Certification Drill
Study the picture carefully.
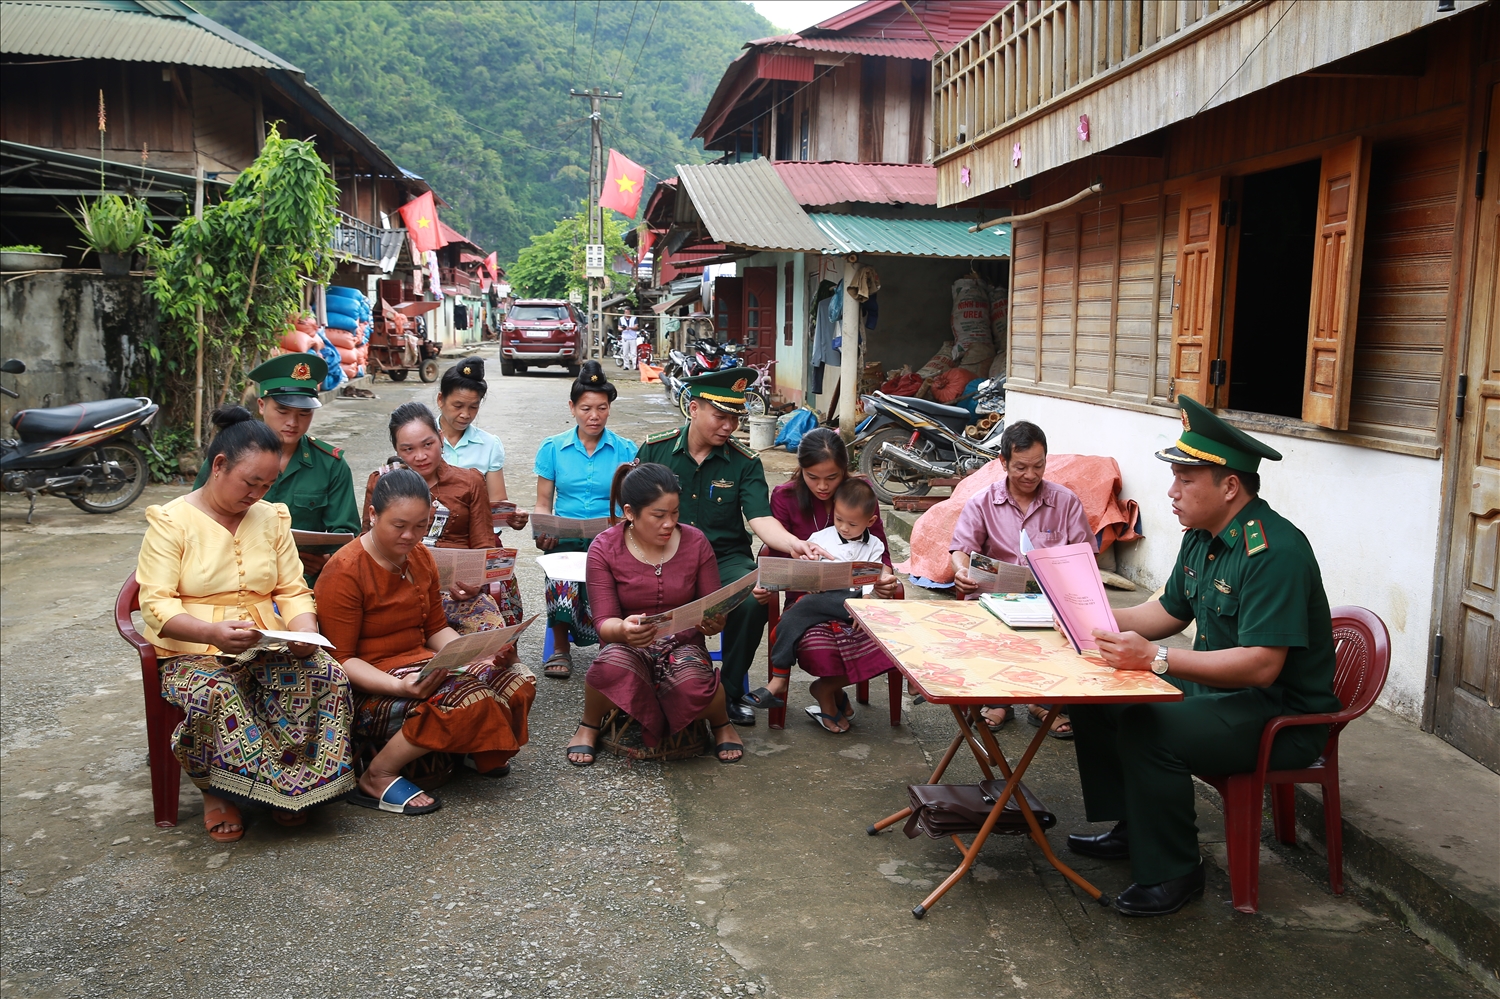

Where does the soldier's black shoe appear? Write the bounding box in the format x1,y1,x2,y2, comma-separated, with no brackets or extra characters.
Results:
1113,861,1206,916
725,701,756,727
1066,821,1130,859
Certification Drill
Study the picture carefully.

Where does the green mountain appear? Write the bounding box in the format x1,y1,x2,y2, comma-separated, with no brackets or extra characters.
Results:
196,0,773,264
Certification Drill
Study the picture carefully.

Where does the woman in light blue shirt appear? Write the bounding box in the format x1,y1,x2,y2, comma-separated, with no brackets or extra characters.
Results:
437,357,529,623
534,360,637,678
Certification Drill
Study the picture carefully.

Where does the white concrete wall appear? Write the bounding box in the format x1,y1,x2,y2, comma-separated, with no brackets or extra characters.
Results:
1006,389,1442,721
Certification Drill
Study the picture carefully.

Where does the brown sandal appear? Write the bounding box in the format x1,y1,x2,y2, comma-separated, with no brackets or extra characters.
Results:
543,650,572,679
203,801,244,842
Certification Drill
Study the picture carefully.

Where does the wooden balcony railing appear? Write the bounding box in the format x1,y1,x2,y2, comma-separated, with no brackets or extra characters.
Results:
330,210,394,266
933,0,1247,160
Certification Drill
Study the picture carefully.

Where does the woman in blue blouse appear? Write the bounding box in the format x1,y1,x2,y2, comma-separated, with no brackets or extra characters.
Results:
436,357,529,623
534,360,637,679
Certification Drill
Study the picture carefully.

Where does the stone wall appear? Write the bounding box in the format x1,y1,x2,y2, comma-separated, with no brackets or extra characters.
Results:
0,270,159,425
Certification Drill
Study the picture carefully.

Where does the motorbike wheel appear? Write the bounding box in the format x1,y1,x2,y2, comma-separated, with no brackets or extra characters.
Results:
857,427,932,504
388,368,409,382
69,442,148,515
678,388,693,420
419,358,440,383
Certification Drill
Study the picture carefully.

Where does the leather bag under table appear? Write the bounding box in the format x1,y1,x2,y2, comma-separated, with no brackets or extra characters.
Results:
903,779,1056,839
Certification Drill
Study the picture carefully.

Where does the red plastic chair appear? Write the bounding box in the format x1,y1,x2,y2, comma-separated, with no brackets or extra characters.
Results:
1198,606,1390,914
767,584,905,730
114,572,185,828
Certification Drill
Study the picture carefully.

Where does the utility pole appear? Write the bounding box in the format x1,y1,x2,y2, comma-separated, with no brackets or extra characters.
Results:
570,86,622,361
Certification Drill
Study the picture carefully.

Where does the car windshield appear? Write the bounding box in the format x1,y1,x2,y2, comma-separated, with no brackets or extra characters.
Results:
510,305,568,322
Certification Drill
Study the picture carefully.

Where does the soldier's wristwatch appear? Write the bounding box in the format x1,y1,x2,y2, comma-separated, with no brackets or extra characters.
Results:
1151,645,1170,675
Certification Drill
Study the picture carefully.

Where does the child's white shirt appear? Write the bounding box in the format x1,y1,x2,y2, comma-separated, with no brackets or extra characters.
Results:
808,526,885,594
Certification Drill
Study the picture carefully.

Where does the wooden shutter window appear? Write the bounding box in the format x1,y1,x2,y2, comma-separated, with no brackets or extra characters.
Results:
1302,137,1372,430
784,261,794,345
1169,177,1228,406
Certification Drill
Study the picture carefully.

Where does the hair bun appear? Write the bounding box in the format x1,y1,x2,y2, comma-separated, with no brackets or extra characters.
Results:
210,404,254,431
458,357,484,380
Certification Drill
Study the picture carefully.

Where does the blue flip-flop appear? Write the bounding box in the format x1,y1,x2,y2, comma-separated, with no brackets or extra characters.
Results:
348,775,441,815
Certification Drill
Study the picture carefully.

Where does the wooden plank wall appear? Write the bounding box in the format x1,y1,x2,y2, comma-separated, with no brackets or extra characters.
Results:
0,62,194,171
802,55,926,164
190,69,258,177
813,59,860,162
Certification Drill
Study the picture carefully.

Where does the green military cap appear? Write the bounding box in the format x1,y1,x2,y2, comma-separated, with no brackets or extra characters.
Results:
248,353,327,409
1156,396,1282,473
685,366,755,416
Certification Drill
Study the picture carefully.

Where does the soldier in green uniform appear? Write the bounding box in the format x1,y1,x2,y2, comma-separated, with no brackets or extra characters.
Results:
1066,397,1342,916
193,354,360,581
638,368,828,726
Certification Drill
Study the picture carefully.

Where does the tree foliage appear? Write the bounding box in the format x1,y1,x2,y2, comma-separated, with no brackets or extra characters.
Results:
145,126,339,422
195,0,773,261
508,206,631,300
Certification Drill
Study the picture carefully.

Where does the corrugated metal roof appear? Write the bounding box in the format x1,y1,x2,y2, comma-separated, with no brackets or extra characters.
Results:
809,214,1011,258
0,0,292,69
784,36,939,59
773,161,937,207
676,158,833,253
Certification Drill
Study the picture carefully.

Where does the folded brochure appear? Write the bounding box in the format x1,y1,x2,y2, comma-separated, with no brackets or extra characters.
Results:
250,629,334,650
290,530,356,548
429,546,516,589
967,552,1035,594
530,512,612,542
756,556,883,592
420,614,537,678
636,570,759,635
1024,543,1118,652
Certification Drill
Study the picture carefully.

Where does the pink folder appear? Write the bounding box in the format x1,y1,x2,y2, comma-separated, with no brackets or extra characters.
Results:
1025,542,1119,653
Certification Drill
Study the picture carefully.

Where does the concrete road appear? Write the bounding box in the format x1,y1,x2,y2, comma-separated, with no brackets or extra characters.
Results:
0,353,1483,998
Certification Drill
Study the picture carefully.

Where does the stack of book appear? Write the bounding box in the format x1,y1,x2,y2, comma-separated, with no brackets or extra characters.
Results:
979,592,1055,628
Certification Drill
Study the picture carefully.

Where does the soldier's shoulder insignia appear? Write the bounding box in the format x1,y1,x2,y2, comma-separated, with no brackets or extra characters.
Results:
728,437,757,459
645,428,681,446
1244,519,1269,556
308,436,344,460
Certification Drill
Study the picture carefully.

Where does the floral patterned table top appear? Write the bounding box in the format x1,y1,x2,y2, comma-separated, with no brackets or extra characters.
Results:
846,599,1182,705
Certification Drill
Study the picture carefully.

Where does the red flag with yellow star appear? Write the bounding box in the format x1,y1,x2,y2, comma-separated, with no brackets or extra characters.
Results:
598,149,647,218
398,192,443,254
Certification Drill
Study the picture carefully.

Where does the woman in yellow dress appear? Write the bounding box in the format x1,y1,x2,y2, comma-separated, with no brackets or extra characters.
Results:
135,406,356,841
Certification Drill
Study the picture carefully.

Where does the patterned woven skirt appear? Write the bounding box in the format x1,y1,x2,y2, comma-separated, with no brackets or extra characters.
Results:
442,581,522,634
544,577,598,647
160,650,356,811
795,621,894,685
586,637,717,747
355,658,535,770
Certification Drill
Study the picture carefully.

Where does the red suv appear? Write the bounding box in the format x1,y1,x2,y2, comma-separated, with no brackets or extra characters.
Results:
500,300,582,376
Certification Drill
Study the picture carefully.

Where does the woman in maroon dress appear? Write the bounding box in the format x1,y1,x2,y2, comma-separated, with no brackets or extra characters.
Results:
564,463,744,766
748,429,903,732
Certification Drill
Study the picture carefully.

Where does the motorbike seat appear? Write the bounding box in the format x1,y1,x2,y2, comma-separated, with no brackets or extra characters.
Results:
881,393,973,422
11,398,144,443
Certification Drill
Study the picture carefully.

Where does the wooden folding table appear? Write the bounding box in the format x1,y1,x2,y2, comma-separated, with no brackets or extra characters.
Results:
846,598,1182,918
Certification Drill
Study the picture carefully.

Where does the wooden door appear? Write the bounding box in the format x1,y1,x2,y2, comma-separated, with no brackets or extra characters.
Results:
1436,84,1500,772
1302,138,1372,430
1170,177,1229,406
741,266,777,377
714,276,743,345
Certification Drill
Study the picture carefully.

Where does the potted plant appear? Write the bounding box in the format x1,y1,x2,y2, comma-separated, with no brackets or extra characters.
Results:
70,194,152,276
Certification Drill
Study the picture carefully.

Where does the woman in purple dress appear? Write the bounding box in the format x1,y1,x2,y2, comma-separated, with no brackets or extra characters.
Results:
564,463,745,765
748,429,903,733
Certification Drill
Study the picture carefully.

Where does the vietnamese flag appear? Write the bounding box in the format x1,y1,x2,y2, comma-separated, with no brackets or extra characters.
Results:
598,149,647,218
484,251,500,283
399,192,443,255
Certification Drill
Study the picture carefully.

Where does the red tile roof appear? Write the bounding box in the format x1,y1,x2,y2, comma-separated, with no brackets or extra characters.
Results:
772,161,937,207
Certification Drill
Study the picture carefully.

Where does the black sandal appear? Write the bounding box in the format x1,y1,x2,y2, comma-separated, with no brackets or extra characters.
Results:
713,723,744,764
742,686,785,710
566,721,600,767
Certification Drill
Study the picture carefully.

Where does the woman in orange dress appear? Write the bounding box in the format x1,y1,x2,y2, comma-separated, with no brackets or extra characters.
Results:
362,402,521,633
318,468,535,814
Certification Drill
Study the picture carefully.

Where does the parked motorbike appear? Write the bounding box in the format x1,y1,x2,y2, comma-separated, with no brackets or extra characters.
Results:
852,382,1006,503
0,359,161,522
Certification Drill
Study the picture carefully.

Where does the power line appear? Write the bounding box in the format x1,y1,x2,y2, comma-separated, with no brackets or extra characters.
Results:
609,0,640,88
569,1,578,82
1195,0,1297,117
587,0,601,82
621,0,661,91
